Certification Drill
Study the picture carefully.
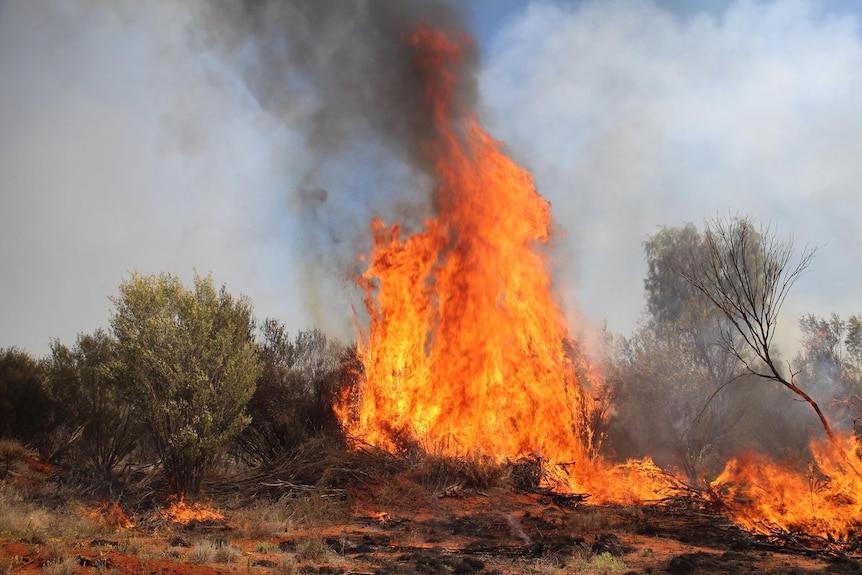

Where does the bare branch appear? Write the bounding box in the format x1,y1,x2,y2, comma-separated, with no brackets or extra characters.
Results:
677,215,845,451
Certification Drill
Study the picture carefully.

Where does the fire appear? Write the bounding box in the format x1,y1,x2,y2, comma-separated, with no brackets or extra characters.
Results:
372,511,391,524
340,27,597,470
88,501,135,530
337,27,683,503
710,433,862,541
158,495,225,525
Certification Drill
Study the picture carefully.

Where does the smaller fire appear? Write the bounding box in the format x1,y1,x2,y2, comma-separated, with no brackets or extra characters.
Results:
372,511,391,524
710,433,862,542
158,495,225,525
87,500,135,531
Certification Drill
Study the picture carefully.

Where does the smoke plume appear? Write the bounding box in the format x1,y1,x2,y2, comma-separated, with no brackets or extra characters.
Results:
193,0,479,332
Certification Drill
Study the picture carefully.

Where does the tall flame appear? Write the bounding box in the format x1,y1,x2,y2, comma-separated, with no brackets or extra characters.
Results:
340,28,598,467
337,26,861,532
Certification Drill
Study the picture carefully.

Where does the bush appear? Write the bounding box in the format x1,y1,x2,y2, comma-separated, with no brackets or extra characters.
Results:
0,348,52,446
110,272,262,496
235,323,355,465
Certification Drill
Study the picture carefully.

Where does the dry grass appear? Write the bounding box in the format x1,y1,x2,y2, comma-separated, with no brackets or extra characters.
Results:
518,557,566,575
42,556,79,575
411,453,506,492
214,543,243,564
0,478,110,546
185,542,216,564
231,496,295,538
569,507,615,533
0,556,21,575
276,555,299,575
571,551,630,574
0,440,34,478
294,535,331,561
254,540,281,554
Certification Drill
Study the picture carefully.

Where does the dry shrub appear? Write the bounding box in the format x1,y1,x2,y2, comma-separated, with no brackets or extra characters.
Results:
0,439,34,477
255,541,280,554
231,498,294,538
186,542,216,564
265,436,407,488
214,544,243,563
276,555,299,575
213,436,404,506
411,454,505,491
506,457,545,491
294,535,330,561
42,557,79,575
42,544,82,575
285,492,340,528
0,556,21,575
18,507,51,544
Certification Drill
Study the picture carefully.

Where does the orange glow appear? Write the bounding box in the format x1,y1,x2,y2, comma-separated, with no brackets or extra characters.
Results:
372,511,391,524
337,27,681,502
88,501,135,530
710,433,862,540
340,27,595,467
158,495,224,525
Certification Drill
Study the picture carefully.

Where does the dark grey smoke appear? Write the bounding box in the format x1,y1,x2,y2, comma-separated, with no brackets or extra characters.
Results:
193,0,477,329
197,0,477,187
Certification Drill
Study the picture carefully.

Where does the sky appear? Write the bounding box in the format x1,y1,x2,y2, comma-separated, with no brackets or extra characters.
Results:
2,0,862,358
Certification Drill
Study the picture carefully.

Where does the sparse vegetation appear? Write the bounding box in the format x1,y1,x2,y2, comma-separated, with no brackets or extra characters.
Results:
411,453,506,491
42,556,79,575
294,535,330,561
574,551,630,574
254,540,280,554
276,555,299,575
185,542,216,564
0,556,20,575
213,543,243,563
0,255,861,575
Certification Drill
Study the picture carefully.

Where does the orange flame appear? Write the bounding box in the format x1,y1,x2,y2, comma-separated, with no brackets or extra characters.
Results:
158,495,225,525
335,27,686,503
340,27,596,468
710,433,862,540
88,500,135,530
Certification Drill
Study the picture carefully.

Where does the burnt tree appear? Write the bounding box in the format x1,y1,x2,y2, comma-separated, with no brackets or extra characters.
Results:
675,215,846,451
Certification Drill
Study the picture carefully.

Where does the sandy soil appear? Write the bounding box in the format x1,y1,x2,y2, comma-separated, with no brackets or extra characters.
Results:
2,474,860,575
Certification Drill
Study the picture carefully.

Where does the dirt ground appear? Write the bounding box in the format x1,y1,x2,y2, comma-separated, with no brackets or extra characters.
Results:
2,473,860,575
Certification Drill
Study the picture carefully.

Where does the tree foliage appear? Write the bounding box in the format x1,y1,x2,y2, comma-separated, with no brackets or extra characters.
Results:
110,272,262,495
605,225,749,479
44,329,139,484
235,320,354,465
0,347,51,445
796,313,862,430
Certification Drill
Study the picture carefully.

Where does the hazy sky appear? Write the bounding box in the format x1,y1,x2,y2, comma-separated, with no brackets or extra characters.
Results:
2,0,861,357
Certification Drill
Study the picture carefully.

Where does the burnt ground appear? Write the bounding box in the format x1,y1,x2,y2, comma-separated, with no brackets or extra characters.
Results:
2,473,861,575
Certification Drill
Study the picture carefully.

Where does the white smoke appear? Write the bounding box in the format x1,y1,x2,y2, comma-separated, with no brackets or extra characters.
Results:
0,0,344,353
3,0,862,361
480,0,862,352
